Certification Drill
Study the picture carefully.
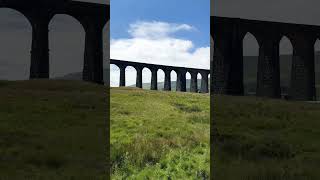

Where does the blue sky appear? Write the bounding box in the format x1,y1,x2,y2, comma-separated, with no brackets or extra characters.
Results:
110,0,210,86
111,0,210,48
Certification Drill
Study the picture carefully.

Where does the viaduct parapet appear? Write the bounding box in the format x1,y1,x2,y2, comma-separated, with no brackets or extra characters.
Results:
111,59,210,93
211,16,320,100
0,0,109,84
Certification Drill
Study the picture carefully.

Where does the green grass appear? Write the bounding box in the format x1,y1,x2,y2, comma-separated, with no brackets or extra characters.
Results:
213,95,320,180
111,87,210,179
0,80,107,179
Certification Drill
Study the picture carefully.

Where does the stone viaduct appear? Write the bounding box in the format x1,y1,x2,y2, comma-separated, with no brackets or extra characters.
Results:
111,59,210,93
211,16,320,100
0,0,109,84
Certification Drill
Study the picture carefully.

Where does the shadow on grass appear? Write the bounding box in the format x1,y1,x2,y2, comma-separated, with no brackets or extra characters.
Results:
172,103,202,113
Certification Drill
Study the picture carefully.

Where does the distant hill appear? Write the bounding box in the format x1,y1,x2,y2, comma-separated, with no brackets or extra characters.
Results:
129,79,211,92
54,69,109,83
55,72,82,81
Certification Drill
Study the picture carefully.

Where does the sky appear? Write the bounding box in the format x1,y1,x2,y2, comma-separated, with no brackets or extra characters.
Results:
110,0,210,87
212,0,320,26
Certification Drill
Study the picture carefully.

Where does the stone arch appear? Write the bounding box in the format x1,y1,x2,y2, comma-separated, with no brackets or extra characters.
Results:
171,69,178,77
56,13,86,32
110,64,120,87
241,31,262,46
242,32,259,95
279,35,293,97
197,72,202,82
0,7,33,27
0,8,32,80
279,33,296,49
48,14,85,79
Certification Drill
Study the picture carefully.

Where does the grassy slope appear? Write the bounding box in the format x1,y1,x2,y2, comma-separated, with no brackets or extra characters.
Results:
111,87,210,179
0,80,107,179
213,95,320,180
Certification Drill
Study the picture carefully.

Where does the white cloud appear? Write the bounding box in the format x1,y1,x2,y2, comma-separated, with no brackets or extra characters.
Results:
110,21,209,87
128,21,195,39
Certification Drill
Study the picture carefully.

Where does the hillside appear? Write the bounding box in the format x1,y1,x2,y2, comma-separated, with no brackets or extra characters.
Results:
111,87,210,179
0,80,107,179
213,95,320,179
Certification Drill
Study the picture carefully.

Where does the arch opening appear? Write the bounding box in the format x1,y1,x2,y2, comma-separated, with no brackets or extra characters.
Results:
110,64,120,87
0,8,32,80
171,70,177,91
125,66,136,87
142,67,151,89
279,36,293,97
186,71,191,92
243,32,259,95
157,69,165,90
197,73,202,92
49,14,85,79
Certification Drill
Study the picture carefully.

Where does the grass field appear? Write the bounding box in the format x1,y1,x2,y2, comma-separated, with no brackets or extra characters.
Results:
4,80,318,179
0,80,107,179
110,87,210,179
213,95,320,180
